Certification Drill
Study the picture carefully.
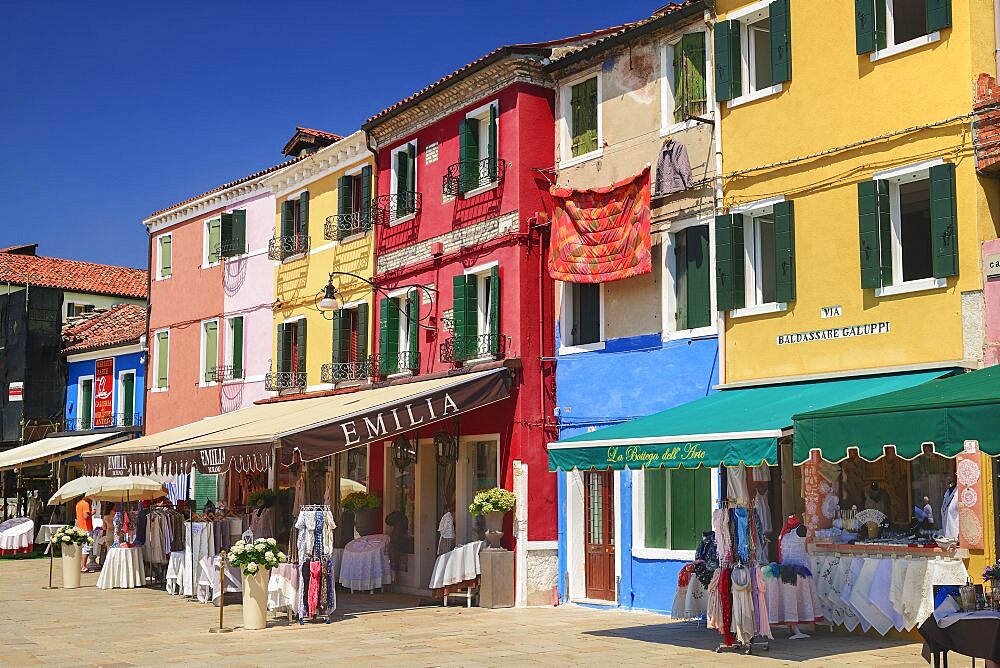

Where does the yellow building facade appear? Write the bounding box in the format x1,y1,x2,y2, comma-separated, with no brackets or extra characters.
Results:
715,0,998,576
262,130,376,394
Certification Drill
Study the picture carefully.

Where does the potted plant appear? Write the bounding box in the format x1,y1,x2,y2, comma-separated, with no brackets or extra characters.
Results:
228,538,287,630
469,488,516,549
51,526,93,589
342,492,381,537
983,561,1000,596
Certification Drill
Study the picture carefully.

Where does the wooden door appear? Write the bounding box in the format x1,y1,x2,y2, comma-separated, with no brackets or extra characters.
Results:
584,470,615,601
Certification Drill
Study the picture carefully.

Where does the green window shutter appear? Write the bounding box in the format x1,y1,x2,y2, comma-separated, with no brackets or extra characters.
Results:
276,323,287,373
281,200,294,238
570,78,598,157
668,468,710,550
122,373,135,425
379,297,400,375
296,319,307,379
160,236,171,277
156,331,169,388
875,0,887,49
298,192,310,241
773,200,797,302
685,225,712,329
858,180,892,288
770,0,792,84
220,213,233,258
207,218,221,264
453,275,469,361
681,32,707,121
673,39,686,124
360,165,373,230
231,317,244,379
575,283,601,345
488,104,498,181
66,302,76,318
232,209,246,256
926,0,951,32
332,308,348,364
489,265,500,355
193,472,218,511
81,381,93,428
459,117,480,194
715,214,745,311
396,149,411,216
338,176,353,241
204,321,218,383
714,21,741,102
855,0,877,54
356,302,369,360
930,163,959,279
643,469,668,549
408,289,420,371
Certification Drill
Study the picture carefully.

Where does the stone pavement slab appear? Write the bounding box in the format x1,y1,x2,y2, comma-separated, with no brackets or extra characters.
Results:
0,558,928,666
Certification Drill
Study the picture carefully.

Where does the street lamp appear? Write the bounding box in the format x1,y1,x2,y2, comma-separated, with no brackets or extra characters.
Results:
314,271,438,326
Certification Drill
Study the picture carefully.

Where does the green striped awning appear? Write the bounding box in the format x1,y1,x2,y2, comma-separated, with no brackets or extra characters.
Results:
793,366,1000,464
548,370,949,472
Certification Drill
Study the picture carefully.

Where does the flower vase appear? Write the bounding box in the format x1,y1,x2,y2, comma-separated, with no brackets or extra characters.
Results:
484,511,506,549
61,544,81,589
242,569,269,630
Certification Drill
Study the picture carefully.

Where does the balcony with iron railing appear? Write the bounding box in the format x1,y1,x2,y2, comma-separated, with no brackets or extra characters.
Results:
440,333,508,365
372,192,422,225
207,365,244,383
442,158,507,197
375,350,420,377
216,240,244,259
265,370,307,392
267,235,311,261
321,357,375,384
65,413,144,432
324,211,373,241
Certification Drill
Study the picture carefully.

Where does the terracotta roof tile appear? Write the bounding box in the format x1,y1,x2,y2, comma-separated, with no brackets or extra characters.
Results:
0,250,147,299
62,304,147,355
295,127,344,142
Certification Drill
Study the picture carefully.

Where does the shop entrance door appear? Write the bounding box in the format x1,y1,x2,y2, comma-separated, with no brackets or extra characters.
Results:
583,470,615,601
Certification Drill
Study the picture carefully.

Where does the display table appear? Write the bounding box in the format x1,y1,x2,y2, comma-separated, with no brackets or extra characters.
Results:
0,518,34,556
35,524,67,554
96,547,145,589
267,563,299,618
196,555,242,604
430,541,483,601
919,612,1000,667
340,534,392,592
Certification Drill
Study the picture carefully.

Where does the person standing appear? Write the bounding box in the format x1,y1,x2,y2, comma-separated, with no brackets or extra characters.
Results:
75,496,94,573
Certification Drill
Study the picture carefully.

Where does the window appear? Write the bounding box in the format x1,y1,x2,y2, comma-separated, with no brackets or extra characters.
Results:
465,439,499,542
561,282,603,350
458,101,499,195
567,76,600,160
670,224,712,333
157,234,172,279
332,303,370,378
641,468,713,553
65,302,95,319
201,319,219,385
715,0,791,104
153,330,169,390
336,167,373,239
119,371,136,426
78,377,94,430
385,443,415,562
204,218,221,266
856,0,951,57
859,161,957,294
220,210,247,258
452,265,501,362
716,199,796,314
225,315,245,380
379,292,419,375
663,32,708,131
390,141,418,221
278,192,310,258
276,319,307,377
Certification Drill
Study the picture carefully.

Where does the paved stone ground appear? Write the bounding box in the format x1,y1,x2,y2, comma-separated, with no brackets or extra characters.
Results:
0,558,929,667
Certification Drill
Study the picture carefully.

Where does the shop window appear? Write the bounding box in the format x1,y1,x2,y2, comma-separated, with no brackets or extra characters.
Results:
338,447,369,501
670,224,712,333
560,74,602,165
561,282,603,351
386,447,416,562
642,467,713,551
663,32,708,130
465,440,499,542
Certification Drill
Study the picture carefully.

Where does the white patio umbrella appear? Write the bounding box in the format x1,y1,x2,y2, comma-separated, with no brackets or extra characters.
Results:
88,476,167,503
340,478,366,496
48,476,109,505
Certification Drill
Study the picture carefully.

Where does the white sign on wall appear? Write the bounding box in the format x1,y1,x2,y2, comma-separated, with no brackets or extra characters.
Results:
776,322,891,345
820,305,843,318
8,382,23,402
985,253,1000,278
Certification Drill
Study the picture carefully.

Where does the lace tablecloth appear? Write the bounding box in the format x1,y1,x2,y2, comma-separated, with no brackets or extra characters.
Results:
340,534,392,591
268,563,299,614
196,555,242,604
430,541,483,590
96,547,145,589
0,518,34,555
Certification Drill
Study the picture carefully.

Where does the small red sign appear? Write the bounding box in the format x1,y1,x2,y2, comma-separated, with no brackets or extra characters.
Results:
94,358,115,427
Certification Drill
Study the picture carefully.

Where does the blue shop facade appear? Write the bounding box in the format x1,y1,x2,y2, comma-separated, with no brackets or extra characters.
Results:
65,346,145,433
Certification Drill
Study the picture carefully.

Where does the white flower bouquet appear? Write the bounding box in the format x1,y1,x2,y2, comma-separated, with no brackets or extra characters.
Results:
227,537,287,576
468,487,516,516
50,526,93,547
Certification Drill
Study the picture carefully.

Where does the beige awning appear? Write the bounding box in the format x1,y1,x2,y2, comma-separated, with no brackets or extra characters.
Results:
0,432,124,472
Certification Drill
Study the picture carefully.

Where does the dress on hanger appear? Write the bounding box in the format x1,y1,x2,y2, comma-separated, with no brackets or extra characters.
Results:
730,567,756,645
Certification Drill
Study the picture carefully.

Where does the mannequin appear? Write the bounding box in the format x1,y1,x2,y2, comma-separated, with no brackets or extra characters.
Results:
764,516,817,640
864,482,890,517
941,480,959,540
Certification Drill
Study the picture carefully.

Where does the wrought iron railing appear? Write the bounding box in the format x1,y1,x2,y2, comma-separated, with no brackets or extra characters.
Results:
65,413,144,432
217,240,244,258
440,333,507,364
321,358,375,384
265,371,307,392
207,365,244,383
267,235,310,261
324,211,373,241
442,158,506,197
372,192,421,225
375,350,420,377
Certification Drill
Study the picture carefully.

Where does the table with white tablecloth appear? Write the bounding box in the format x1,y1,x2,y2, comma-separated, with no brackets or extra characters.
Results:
430,541,483,590
268,563,299,617
339,534,393,592
196,555,242,604
96,547,145,589
0,518,34,556
34,523,67,555
165,552,186,595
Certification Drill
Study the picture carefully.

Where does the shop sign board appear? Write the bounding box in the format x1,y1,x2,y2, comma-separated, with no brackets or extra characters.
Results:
7,382,23,402
985,253,1000,278
776,322,890,346
94,358,115,427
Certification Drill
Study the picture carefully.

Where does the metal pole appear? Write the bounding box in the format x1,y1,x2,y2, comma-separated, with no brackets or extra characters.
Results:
42,546,55,589
209,549,232,633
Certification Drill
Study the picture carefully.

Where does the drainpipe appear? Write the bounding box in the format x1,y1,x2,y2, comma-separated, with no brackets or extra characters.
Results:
364,127,380,261
709,8,726,389
995,0,1000,77
142,227,152,436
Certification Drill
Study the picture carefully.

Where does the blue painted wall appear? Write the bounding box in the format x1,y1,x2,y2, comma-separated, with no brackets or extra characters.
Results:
555,332,718,614
66,349,145,428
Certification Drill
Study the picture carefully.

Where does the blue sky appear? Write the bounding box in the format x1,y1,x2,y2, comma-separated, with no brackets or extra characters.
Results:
0,1,661,268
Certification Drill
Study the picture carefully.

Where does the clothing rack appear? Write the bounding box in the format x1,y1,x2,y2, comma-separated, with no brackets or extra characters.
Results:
299,504,330,512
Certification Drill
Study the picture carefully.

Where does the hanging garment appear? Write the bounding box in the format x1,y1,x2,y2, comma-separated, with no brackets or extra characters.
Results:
726,465,749,504
184,522,214,597
751,466,772,482
941,487,960,540
730,567,756,645
713,510,732,566
655,139,693,196
437,511,456,555
733,508,750,563
754,493,772,535
719,566,735,646
752,566,773,639
706,569,723,630
313,512,324,557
